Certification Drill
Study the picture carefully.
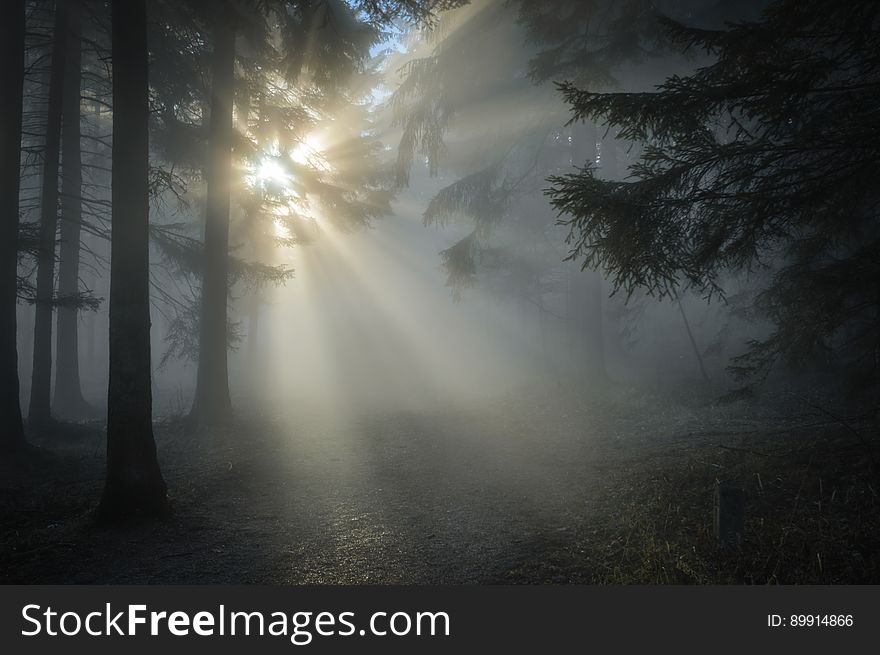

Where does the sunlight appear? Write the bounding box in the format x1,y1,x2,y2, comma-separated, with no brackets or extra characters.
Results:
290,134,330,170
273,217,291,239
257,210,526,424
20,0,871,599
256,157,289,186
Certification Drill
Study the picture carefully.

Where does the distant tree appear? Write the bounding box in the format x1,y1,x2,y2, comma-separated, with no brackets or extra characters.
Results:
0,0,26,448
54,0,91,418
28,0,68,428
515,0,666,87
99,0,168,520
515,0,669,380
189,2,237,428
548,0,880,390
390,0,670,378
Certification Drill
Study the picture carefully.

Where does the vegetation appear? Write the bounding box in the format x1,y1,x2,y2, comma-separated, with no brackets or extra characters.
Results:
548,0,880,391
0,0,876,584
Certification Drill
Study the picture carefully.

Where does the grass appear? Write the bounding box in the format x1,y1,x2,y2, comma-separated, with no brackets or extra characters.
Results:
574,417,880,584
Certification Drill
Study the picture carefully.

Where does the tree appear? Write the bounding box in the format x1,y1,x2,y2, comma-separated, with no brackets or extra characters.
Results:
548,0,880,390
54,0,91,417
515,0,668,381
29,0,69,428
189,3,236,429
0,0,26,448
99,0,168,520
185,0,454,429
389,0,665,378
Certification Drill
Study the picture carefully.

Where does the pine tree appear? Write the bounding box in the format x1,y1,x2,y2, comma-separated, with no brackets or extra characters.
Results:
0,0,26,448
189,3,236,429
99,0,168,521
390,0,670,377
28,0,69,428
54,0,91,418
548,0,880,389
185,0,456,429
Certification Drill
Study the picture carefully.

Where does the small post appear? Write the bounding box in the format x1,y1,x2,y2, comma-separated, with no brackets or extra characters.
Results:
714,480,745,549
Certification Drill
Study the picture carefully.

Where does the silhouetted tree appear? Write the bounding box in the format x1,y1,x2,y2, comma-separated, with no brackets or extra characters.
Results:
189,4,236,429
186,0,456,429
54,0,91,417
99,0,168,520
0,0,26,448
391,0,668,377
29,0,68,428
548,0,880,390
515,0,670,380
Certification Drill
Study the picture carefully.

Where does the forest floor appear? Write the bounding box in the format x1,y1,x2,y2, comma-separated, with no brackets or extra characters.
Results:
1,383,878,584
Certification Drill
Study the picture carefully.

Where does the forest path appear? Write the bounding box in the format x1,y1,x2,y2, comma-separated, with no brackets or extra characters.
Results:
1,386,741,583
1,387,643,583
246,396,606,583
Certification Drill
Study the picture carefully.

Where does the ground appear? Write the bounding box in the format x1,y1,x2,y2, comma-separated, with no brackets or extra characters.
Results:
1,385,878,584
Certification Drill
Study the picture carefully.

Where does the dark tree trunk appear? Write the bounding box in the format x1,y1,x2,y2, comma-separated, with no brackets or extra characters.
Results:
98,0,168,521
190,9,235,429
54,0,89,418
28,0,68,428
0,0,26,448
19,303,33,400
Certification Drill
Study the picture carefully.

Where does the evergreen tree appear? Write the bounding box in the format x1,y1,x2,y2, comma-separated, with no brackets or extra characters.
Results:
185,0,454,429
54,0,91,417
548,0,880,390
389,0,670,377
0,0,26,448
99,0,168,520
189,3,237,428
28,0,69,428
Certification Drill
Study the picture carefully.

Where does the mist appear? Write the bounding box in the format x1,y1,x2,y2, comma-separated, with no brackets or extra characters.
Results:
2,0,877,586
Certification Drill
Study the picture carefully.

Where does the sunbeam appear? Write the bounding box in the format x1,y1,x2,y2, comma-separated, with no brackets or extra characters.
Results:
11,0,874,601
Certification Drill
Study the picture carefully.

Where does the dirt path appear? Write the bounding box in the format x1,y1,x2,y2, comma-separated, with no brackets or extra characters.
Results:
2,390,627,583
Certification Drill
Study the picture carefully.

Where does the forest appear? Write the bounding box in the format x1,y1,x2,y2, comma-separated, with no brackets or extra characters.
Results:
0,0,878,584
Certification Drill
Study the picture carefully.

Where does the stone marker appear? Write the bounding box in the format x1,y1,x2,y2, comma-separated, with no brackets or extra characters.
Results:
714,480,745,549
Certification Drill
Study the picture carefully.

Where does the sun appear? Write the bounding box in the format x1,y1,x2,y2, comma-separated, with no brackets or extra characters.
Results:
256,158,289,186
246,133,331,193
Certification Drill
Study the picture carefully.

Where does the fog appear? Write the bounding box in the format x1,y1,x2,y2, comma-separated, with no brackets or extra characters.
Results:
16,2,744,419
4,0,876,586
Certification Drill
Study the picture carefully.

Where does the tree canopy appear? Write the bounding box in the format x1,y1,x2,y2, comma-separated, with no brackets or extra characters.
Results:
548,0,880,388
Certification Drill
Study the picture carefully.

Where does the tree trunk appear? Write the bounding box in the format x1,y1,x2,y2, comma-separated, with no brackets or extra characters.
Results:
0,0,26,448
54,0,89,418
28,0,68,428
98,0,168,521
190,9,235,429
